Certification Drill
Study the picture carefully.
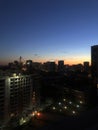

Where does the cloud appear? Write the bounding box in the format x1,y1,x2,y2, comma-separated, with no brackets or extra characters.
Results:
33,54,41,58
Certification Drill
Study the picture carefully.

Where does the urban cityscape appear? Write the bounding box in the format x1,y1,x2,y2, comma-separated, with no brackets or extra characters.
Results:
0,45,98,130
0,0,98,130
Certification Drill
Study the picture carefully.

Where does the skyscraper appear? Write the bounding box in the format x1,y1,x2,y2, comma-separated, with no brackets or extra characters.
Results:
91,45,98,104
43,61,56,72
91,45,98,81
58,60,64,72
0,73,33,127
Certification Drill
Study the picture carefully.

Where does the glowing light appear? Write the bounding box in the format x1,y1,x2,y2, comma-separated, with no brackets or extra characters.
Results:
10,113,14,117
69,101,72,104
13,73,16,77
64,106,67,109
63,99,66,101
34,110,37,114
58,102,61,105
79,101,83,104
37,112,40,116
32,112,35,116
53,107,56,110
20,117,26,125
32,111,41,117
72,111,76,114
76,105,79,108
97,84,98,88
23,119,26,123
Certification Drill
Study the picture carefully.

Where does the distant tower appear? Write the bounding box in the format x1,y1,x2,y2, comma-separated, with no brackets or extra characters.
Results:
26,60,33,73
83,61,89,72
49,61,56,72
58,60,64,72
19,56,22,64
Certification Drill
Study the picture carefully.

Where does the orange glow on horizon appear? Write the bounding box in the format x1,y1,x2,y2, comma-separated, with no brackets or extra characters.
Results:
0,60,91,66
0,56,91,66
38,58,91,65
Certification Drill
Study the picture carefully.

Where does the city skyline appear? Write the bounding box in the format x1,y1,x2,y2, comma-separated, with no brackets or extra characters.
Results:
0,0,98,65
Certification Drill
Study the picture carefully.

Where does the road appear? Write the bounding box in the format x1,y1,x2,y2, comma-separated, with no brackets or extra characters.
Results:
12,106,98,130
13,112,66,130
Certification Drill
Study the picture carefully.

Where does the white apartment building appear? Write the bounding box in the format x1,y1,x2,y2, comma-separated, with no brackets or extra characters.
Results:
0,73,33,127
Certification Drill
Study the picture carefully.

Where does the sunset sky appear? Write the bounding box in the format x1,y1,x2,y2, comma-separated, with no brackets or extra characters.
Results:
0,0,98,65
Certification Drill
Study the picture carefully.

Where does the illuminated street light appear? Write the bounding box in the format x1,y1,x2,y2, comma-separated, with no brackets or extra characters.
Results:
64,106,67,109
69,101,72,104
79,101,83,104
37,112,40,116
34,111,37,114
53,107,56,110
32,112,35,116
72,111,76,114
76,105,79,108
63,99,66,101
58,102,61,105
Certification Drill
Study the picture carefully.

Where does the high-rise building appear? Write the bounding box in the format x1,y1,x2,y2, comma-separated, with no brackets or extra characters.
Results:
0,73,33,127
49,61,56,72
91,45,98,104
26,60,33,73
83,61,89,72
32,75,41,108
58,60,64,72
43,61,56,72
91,45,98,81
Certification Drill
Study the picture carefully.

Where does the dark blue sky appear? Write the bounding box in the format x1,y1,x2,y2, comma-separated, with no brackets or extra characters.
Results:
0,0,98,65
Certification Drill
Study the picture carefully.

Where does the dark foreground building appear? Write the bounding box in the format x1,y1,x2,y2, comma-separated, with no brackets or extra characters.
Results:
91,45,98,105
91,45,98,81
